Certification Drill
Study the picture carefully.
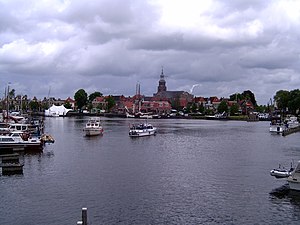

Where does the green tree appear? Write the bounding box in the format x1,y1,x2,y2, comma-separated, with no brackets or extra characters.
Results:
230,90,257,106
274,90,290,111
105,95,115,111
288,89,300,115
64,102,72,109
29,101,40,112
256,105,267,113
217,100,228,113
242,90,257,106
198,103,205,114
9,89,15,99
191,103,197,113
74,89,88,112
171,97,181,110
230,103,239,116
229,93,242,102
88,91,103,103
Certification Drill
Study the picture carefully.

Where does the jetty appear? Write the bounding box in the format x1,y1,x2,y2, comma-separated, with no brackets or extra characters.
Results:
0,153,23,175
282,125,300,136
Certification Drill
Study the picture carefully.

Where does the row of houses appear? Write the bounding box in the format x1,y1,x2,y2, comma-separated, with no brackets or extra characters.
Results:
1,92,255,116
2,70,255,115
88,94,255,115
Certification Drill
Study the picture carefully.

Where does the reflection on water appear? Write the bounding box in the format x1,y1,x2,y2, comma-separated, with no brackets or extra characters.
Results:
270,184,300,223
1,118,300,224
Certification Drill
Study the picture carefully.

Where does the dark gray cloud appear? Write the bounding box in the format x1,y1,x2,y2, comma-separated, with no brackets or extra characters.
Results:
1,0,300,104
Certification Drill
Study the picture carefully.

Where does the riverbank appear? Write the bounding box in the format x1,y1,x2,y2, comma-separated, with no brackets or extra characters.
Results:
31,111,266,121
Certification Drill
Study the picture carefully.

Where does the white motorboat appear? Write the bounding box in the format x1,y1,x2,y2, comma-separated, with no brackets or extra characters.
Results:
84,117,103,136
287,161,300,191
0,131,43,152
129,123,157,137
285,116,299,129
269,121,287,133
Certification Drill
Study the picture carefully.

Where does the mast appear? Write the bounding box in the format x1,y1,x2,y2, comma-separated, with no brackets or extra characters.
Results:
6,84,9,123
20,94,23,115
47,86,51,108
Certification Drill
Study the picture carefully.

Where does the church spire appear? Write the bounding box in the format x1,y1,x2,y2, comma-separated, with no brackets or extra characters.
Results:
160,66,164,80
157,66,167,92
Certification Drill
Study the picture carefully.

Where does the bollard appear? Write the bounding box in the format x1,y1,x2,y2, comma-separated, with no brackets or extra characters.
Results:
82,207,88,225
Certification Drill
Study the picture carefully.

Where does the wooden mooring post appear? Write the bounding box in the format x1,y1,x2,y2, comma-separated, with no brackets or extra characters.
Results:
77,207,88,225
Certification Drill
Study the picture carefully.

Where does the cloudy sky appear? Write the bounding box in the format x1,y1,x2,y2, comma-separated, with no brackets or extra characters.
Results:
1,0,300,105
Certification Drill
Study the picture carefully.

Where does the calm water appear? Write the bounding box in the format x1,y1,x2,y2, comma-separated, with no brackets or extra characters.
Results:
1,117,300,224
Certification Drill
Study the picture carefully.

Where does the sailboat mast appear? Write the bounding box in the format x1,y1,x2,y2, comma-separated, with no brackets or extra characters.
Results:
20,94,23,115
6,84,9,122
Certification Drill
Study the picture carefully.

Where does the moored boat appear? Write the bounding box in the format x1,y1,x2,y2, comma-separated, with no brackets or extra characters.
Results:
129,122,157,137
269,120,287,133
0,131,43,152
40,134,55,144
270,166,293,179
285,116,299,129
287,161,300,191
84,117,103,136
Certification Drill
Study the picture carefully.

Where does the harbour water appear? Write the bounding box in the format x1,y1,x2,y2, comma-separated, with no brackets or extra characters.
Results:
1,117,300,224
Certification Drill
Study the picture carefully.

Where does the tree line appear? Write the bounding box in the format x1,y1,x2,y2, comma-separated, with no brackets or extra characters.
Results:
3,87,300,116
274,89,300,115
74,89,115,112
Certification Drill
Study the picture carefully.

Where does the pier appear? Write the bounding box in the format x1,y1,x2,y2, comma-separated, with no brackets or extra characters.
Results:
282,125,300,136
0,153,23,175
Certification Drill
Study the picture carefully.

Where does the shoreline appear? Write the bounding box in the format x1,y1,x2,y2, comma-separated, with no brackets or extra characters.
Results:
30,112,270,121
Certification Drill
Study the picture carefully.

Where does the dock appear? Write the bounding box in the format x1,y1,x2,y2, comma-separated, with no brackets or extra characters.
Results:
282,125,300,136
0,153,23,175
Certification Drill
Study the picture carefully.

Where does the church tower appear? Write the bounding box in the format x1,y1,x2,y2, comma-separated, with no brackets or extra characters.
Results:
157,67,167,93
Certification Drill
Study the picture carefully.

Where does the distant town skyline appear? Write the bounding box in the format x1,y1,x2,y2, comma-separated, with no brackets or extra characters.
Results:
1,0,300,105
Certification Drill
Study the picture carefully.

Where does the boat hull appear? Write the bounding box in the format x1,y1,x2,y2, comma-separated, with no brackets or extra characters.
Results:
129,129,156,137
270,169,291,178
85,128,103,136
287,178,300,191
269,125,286,133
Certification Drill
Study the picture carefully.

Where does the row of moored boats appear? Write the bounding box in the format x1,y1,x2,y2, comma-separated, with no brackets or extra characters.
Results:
269,116,299,133
0,115,54,153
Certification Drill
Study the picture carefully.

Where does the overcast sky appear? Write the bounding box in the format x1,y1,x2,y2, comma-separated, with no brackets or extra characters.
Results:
1,0,300,105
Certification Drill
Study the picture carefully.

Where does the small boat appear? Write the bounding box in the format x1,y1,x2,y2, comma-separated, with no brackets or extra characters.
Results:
84,117,103,136
40,134,55,144
129,122,157,137
270,165,293,179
